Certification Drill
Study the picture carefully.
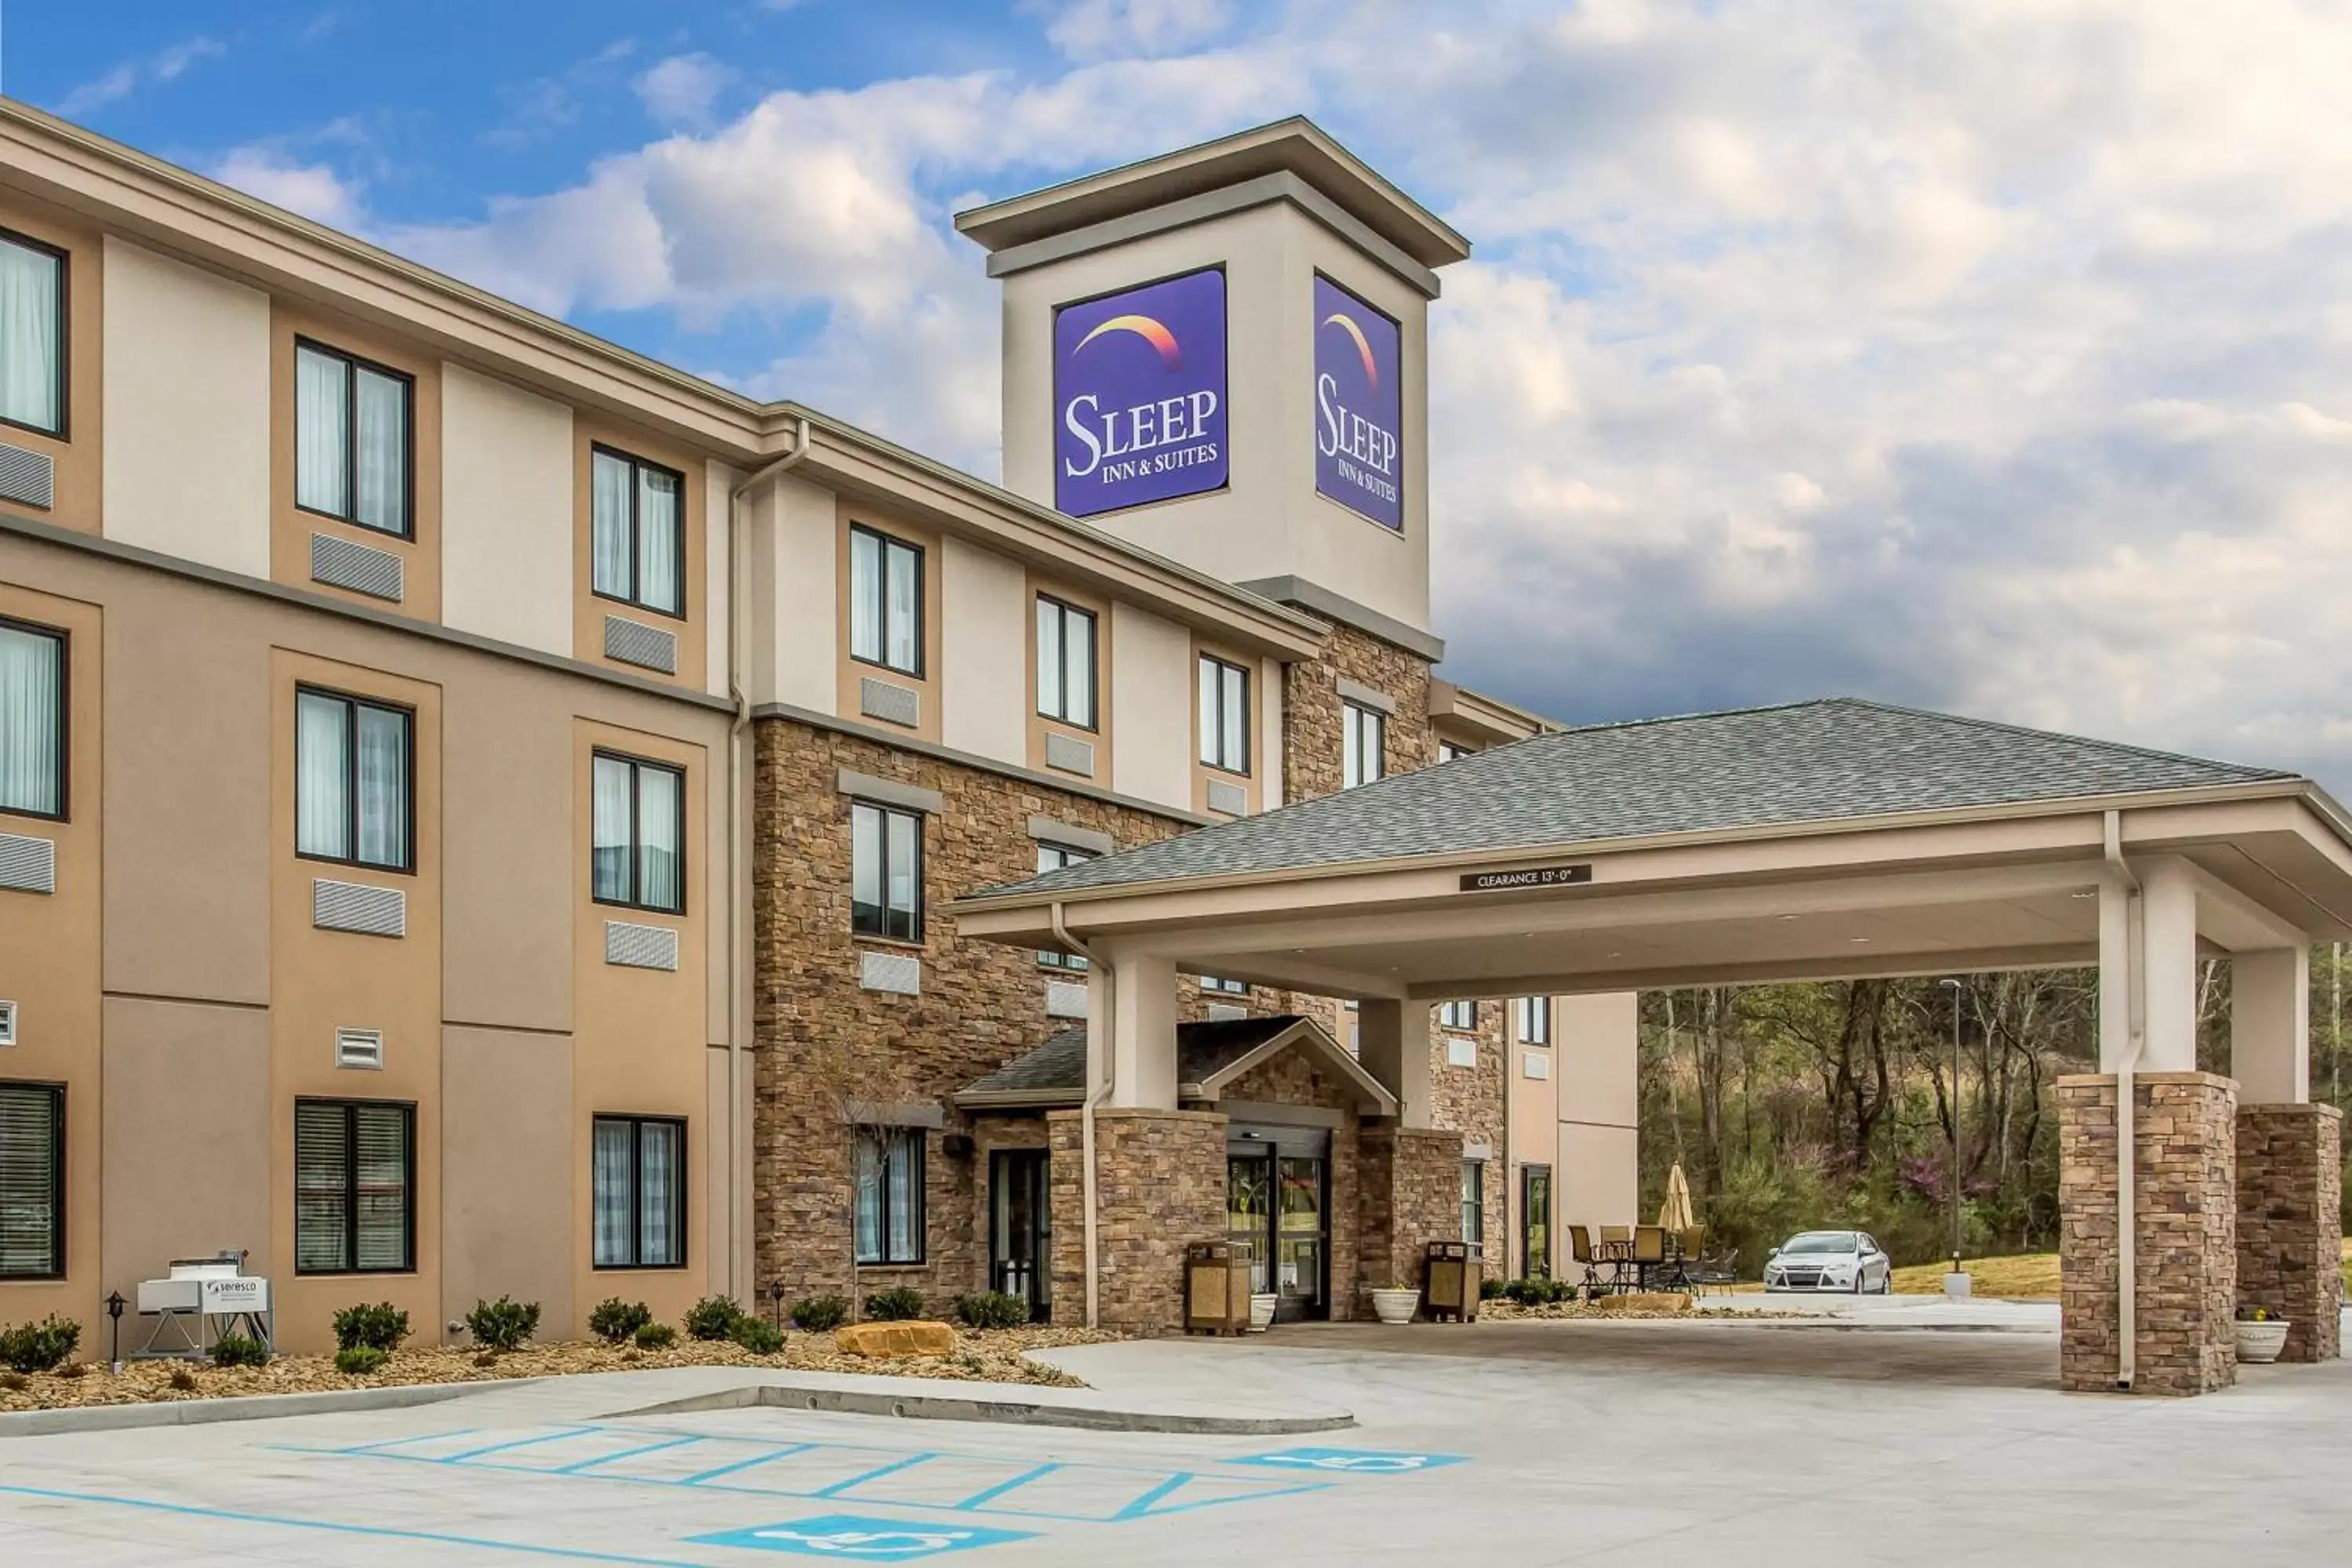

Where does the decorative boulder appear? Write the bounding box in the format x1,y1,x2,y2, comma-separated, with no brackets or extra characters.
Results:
835,1320,958,1359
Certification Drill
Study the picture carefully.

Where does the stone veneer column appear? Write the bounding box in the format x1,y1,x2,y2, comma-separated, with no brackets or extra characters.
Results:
1044,1106,1228,1335
1356,1124,1467,1316
2057,1072,2238,1396
2236,1103,2343,1363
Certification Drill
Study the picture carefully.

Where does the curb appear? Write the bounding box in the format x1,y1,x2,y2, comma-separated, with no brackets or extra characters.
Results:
608,1381,1356,1435
0,1377,524,1439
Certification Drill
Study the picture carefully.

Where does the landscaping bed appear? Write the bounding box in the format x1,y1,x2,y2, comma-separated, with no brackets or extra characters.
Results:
1479,1294,1775,1322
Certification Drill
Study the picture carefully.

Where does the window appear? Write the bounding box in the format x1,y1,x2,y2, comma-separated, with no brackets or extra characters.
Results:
0,619,64,819
0,230,65,438
851,800,922,942
1439,740,1472,764
296,688,412,873
592,752,685,914
849,525,923,676
855,1127,924,1265
1522,1166,1552,1279
593,1115,685,1269
590,446,685,619
1036,842,1092,968
1438,999,1475,1033
1515,996,1553,1045
1035,596,1098,728
1343,702,1385,788
1461,1160,1484,1247
294,339,412,537
294,1099,415,1274
0,1082,64,1279
1197,655,1250,774
1201,975,1248,996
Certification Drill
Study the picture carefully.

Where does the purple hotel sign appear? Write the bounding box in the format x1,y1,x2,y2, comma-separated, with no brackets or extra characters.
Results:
1054,268,1229,517
1313,274,1403,531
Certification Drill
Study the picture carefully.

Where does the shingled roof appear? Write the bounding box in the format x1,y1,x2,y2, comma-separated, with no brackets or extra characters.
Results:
956,1015,1394,1111
972,698,2299,901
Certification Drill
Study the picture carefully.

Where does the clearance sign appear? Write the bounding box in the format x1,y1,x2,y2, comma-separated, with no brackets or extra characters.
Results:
1313,274,1403,531
1054,267,1229,517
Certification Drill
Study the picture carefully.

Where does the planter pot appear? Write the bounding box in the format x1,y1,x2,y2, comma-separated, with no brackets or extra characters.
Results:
1370,1288,1420,1326
1247,1294,1278,1334
2236,1319,2291,1364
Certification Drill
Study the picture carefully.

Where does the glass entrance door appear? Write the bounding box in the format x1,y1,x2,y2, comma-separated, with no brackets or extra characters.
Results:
1226,1134,1330,1321
989,1149,1051,1322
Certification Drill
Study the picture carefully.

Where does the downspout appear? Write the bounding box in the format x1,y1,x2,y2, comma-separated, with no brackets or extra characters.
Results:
727,417,812,1304
2103,808,2147,1389
1051,901,1113,1330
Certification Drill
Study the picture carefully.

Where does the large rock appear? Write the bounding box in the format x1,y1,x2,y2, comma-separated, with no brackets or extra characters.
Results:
835,1320,957,1359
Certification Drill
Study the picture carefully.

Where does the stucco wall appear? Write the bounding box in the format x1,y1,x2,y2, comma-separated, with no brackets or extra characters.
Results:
441,361,574,658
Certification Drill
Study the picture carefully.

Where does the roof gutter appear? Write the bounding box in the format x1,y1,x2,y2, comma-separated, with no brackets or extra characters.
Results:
1051,902,1112,1330
2103,809,2147,1390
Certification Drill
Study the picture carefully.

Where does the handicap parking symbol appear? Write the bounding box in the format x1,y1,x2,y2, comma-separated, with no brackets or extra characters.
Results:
690,1514,1036,1559
1232,1447,1468,1475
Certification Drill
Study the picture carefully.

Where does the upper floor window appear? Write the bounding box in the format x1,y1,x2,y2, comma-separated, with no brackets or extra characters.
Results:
1343,702,1385,789
296,687,412,873
592,752,685,914
0,230,65,438
294,1098,416,1275
0,619,64,820
295,340,412,538
1035,596,1098,729
1198,655,1249,775
590,447,684,619
1202,975,1249,996
593,1114,686,1269
1036,842,1092,969
1438,999,1475,1033
849,525,922,676
1439,740,1472,764
1515,996,1553,1044
851,799,921,942
0,1082,64,1279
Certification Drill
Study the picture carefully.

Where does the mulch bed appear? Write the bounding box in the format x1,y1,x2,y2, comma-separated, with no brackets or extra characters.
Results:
1479,1296,1788,1321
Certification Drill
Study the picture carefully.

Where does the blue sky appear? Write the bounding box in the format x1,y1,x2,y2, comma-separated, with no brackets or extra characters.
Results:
17,2,2352,789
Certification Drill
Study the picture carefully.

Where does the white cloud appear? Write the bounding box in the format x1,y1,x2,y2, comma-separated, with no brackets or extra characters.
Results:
212,147,365,229
1037,0,1235,60
56,35,225,118
636,54,735,130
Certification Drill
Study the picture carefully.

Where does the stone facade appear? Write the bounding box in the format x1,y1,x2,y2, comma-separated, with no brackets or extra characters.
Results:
1282,622,1436,807
1357,1125,1472,1316
1045,1106,1229,1334
1431,1000,1508,1278
2235,1102,2343,1363
2057,1073,2238,1396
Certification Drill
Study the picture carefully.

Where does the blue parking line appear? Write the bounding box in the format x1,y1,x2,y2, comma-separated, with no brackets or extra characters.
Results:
555,1436,706,1474
681,1443,818,1485
1111,1472,1195,1521
810,1450,938,1498
953,1463,1061,1509
444,1427,596,1464
341,1425,478,1454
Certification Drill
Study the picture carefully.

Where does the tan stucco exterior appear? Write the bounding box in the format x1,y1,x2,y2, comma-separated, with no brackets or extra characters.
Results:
571,412,708,692
441,361,574,659
0,194,101,538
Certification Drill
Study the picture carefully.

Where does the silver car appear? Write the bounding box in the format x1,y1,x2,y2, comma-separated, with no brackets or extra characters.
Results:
1762,1230,1892,1293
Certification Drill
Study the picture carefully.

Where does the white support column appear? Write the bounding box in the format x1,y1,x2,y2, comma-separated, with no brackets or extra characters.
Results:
1359,998,1433,1128
2140,858,2201,1073
2233,946,2310,1104
1088,950,1178,1109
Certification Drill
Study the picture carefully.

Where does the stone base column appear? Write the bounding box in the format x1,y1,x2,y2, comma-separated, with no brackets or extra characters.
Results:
2058,1073,2237,1396
1357,1125,1465,1318
1044,1107,1227,1335
2237,1103,2343,1363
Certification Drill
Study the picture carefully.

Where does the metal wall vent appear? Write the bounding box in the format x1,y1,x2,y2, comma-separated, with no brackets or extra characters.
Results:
1044,733,1095,777
858,677,920,729
312,878,407,938
0,833,56,895
1523,1050,1551,1081
1206,1002,1247,1024
1206,779,1247,816
1446,1037,1479,1069
860,950,921,996
335,1028,386,1070
310,532,405,602
605,920,681,972
604,615,679,675
1044,980,1088,1020
0,1000,16,1047
0,442,54,510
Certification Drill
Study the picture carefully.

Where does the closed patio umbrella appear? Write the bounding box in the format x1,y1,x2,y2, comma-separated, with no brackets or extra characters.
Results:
1659,1163,1695,1233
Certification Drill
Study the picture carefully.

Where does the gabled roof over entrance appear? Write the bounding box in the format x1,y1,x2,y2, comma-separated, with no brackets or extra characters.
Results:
956,1015,1398,1114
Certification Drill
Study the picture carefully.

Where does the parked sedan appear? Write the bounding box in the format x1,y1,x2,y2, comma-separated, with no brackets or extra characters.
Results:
1762,1230,1893,1293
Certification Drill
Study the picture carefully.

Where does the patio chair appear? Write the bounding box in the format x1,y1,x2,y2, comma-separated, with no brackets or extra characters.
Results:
1631,1225,1668,1292
1566,1224,1613,1297
1660,1225,1706,1295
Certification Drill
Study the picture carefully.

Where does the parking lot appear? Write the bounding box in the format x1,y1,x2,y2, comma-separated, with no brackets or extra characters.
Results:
4,1318,2351,1564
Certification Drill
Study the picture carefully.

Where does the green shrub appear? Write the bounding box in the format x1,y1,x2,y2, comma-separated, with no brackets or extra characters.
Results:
790,1294,848,1332
1479,1277,1508,1301
589,1298,653,1345
331,1302,411,1354
731,1316,785,1355
0,1315,82,1374
684,1294,746,1341
210,1333,270,1368
864,1286,927,1322
952,1291,1030,1330
335,1345,389,1376
466,1296,541,1352
633,1322,677,1351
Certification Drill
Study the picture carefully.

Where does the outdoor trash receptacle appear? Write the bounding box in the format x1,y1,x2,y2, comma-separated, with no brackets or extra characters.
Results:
1425,1240,1483,1322
1185,1240,1252,1335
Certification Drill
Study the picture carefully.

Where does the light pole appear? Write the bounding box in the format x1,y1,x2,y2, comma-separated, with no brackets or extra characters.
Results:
1938,978,1965,1289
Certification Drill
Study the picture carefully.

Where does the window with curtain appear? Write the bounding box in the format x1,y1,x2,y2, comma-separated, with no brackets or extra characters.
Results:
295,687,412,872
848,524,923,675
1461,1160,1484,1247
0,619,64,819
294,1099,414,1274
0,230,64,438
1035,842,1092,968
1514,996,1553,1044
854,1127,925,1265
1522,1166,1552,1279
1197,655,1249,774
1342,702,1385,789
293,339,412,536
592,1114,686,1269
850,800,921,942
1438,999,1475,1033
0,1082,64,1279
590,752,685,914
589,446,685,618
1034,596,1098,728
